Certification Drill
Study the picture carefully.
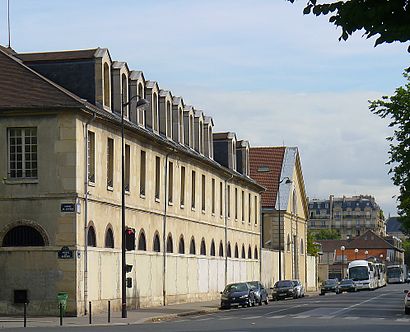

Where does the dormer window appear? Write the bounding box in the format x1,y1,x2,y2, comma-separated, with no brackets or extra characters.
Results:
153,92,158,132
138,83,145,125
103,63,111,108
179,107,184,143
166,101,172,138
121,73,128,118
189,114,194,148
199,120,204,154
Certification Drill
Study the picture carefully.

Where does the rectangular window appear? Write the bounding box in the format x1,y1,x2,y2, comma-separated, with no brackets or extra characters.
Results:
241,190,245,222
248,193,251,224
87,130,95,183
168,161,173,204
201,174,206,212
227,185,231,218
219,181,223,217
125,144,130,192
180,166,185,207
211,178,215,214
191,170,196,209
107,138,114,188
254,196,258,225
235,188,238,220
140,150,146,196
8,128,37,179
155,156,161,200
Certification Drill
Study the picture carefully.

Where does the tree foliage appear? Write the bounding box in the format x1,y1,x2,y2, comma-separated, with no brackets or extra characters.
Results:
402,240,410,266
313,229,341,240
288,0,410,52
307,230,321,256
370,71,410,233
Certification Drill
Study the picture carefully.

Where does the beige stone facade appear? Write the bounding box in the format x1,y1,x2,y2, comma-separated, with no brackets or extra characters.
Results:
0,47,262,316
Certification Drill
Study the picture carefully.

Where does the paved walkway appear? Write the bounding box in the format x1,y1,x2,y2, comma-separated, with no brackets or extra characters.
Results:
0,291,319,329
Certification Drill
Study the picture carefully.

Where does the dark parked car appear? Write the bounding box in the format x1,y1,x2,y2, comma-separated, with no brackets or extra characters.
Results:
271,280,297,300
248,281,269,305
320,279,339,295
337,279,357,293
220,282,256,309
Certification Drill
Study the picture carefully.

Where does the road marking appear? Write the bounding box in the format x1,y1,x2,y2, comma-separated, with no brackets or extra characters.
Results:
331,293,387,316
396,318,410,322
293,315,310,319
263,304,306,316
318,316,334,319
242,316,262,320
219,317,233,320
197,318,212,321
344,317,359,320
266,315,286,319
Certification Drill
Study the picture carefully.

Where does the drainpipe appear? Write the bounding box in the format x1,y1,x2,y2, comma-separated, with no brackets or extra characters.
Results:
162,151,173,306
224,174,233,286
84,111,96,315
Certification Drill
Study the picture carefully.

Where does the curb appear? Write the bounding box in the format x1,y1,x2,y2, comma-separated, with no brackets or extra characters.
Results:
149,307,220,323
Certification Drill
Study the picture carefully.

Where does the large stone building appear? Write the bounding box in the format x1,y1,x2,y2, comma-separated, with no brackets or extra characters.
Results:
0,46,264,316
249,147,309,285
308,195,386,240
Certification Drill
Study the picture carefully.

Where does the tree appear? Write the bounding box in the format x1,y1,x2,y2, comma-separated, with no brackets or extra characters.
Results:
370,71,410,233
403,240,410,266
307,230,321,256
314,229,341,240
288,0,410,52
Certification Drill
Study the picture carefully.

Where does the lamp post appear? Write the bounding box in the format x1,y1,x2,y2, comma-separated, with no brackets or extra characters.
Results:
365,250,368,260
277,176,292,281
354,248,358,260
121,95,149,318
379,254,384,263
341,245,345,279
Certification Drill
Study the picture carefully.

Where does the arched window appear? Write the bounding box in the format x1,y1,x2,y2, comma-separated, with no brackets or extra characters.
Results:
190,237,196,254
219,241,224,257
138,230,146,251
241,245,245,259
103,63,110,107
234,243,239,258
105,228,114,248
153,232,160,252
248,245,252,259
88,226,96,247
254,246,258,259
2,225,45,247
227,242,232,257
300,238,304,255
287,234,291,252
200,238,206,255
210,240,215,256
178,235,185,254
167,233,173,253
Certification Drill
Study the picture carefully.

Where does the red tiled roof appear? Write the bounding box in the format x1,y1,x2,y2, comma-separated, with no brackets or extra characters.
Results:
249,147,285,208
0,48,83,109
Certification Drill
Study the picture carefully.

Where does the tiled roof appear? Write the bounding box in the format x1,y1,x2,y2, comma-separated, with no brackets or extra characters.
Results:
0,48,83,109
347,230,394,249
249,147,285,208
17,48,99,62
316,240,349,253
386,217,402,233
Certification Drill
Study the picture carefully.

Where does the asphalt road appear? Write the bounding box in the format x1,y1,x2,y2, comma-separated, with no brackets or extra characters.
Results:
4,283,410,332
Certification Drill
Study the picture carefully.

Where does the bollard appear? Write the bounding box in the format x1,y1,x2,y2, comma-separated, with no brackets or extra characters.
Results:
23,302,27,328
89,301,92,324
59,303,63,326
108,300,111,323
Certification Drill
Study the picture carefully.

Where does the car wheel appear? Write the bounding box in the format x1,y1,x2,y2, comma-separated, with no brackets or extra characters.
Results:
264,297,269,305
405,307,410,315
258,298,262,306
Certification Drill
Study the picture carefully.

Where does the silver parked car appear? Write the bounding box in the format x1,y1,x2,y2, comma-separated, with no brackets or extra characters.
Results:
248,281,269,305
404,289,410,314
292,280,305,298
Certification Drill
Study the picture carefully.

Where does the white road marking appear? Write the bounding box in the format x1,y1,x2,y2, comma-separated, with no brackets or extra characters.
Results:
219,317,233,320
331,293,387,315
318,316,334,319
344,317,359,320
266,315,286,319
242,316,262,320
264,304,306,316
197,318,212,321
396,318,410,322
293,315,310,319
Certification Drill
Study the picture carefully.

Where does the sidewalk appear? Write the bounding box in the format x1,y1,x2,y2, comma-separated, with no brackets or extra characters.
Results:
0,291,320,329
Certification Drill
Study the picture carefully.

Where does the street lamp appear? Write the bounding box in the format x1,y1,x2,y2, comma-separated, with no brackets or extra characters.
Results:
277,176,292,281
341,245,345,279
121,95,149,318
365,250,369,260
354,248,358,260
379,254,384,263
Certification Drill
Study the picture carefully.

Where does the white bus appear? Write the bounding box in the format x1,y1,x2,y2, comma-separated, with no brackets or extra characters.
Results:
374,262,386,287
347,260,378,290
387,264,407,283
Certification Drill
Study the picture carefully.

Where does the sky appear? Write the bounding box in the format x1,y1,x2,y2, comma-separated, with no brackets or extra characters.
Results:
1,0,409,217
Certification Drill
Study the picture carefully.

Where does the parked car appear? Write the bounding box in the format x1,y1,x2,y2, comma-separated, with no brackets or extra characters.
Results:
404,289,410,314
292,280,305,298
220,282,256,309
337,279,357,293
248,281,269,305
320,279,339,295
271,280,298,300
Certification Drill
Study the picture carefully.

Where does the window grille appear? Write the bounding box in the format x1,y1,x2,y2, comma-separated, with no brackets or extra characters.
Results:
8,128,37,179
2,226,44,246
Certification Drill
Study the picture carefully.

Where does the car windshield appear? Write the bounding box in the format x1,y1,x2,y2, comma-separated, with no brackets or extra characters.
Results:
276,281,293,288
324,280,337,285
224,283,248,292
340,279,353,285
